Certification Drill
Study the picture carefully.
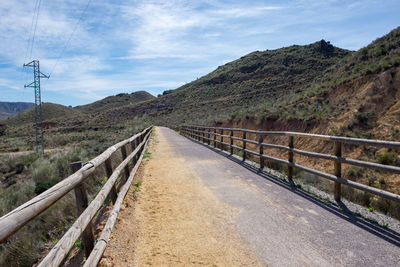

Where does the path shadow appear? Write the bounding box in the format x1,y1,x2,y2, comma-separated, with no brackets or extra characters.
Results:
181,135,400,248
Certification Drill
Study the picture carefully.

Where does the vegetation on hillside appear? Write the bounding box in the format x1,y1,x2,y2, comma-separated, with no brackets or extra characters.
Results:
5,103,82,126
0,119,150,266
75,91,155,114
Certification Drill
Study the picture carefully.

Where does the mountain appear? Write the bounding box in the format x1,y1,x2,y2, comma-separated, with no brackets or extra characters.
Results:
4,27,400,141
5,103,82,126
0,102,34,120
98,27,400,136
75,91,155,114
98,39,350,125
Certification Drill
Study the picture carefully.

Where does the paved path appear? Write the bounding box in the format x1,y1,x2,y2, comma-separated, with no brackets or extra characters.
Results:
160,127,400,266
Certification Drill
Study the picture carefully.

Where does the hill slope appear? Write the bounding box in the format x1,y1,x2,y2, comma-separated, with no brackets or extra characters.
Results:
98,40,350,125
96,27,400,130
75,91,155,114
0,102,34,120
5,103,82,126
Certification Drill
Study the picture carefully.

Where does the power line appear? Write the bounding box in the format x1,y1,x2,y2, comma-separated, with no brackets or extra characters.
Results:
49,0,92,77
20,0,40,88
23,0,40,63
29,0,43,60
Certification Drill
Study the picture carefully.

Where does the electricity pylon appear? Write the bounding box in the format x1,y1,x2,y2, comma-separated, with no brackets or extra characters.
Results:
24,60,49,156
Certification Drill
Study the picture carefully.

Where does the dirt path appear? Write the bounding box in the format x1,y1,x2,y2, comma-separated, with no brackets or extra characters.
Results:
100,127,263,266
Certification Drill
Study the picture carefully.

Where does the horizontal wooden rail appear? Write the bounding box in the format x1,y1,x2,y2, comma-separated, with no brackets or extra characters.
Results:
38,130,151,267
180,125,400,203
83,134,151,267
183,126,400,148
0,126,152,266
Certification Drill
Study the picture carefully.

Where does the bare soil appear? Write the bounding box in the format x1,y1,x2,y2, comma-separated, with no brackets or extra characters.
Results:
100,127,263,266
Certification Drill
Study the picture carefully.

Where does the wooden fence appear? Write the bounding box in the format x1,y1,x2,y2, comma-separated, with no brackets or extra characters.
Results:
0,126,152,266
180,125,400,203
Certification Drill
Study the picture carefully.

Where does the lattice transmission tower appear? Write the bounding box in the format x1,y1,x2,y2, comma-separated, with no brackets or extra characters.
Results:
24,60,49,156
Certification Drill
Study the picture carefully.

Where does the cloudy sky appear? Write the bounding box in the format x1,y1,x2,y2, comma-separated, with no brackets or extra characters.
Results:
0,0,399,106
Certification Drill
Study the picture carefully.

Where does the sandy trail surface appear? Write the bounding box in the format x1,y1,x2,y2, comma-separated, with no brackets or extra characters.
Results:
100,127,262,266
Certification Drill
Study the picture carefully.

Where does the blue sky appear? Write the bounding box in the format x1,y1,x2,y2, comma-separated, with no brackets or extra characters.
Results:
0,0,399,106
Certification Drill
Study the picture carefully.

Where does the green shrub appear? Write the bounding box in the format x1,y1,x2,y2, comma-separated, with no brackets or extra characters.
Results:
346,167,362,178
367,174,377,186
0,180,35,215
31,159,57,185
377,151,399,165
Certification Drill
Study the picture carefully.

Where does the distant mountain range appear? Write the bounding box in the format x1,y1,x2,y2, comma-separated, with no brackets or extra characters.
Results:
0,102,34,120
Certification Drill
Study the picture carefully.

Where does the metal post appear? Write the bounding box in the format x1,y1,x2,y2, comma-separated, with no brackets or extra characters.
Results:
288,136,294,182
334,141,342,201
70,161,94,258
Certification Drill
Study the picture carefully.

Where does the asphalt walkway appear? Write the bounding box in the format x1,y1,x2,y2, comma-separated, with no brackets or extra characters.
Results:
161,127,400,266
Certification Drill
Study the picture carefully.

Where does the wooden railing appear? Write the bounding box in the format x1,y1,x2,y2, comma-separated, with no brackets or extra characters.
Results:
180,125,400,203
0,126,152,266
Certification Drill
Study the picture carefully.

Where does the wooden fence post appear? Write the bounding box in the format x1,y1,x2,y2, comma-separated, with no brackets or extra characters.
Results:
104,158,118,203
214,128,217,148
242,131,247,160
230,130,234,155
334,141,342,201
207,128,211,145
259,134,264,169
288,136,294,182
220,129,224,150
120,145,130,187
130,140,137,167
70,162,95,258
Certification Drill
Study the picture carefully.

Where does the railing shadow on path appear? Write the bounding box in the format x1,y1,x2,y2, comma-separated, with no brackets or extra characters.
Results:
181,134,400,248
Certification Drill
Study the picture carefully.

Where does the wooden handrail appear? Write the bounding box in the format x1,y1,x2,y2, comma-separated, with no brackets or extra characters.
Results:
0,126,152,266
83,133,150,267
38,129,151,267
182,125,400,148
180,125,400,203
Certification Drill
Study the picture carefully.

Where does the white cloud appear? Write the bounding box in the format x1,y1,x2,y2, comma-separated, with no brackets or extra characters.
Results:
120,1,282,59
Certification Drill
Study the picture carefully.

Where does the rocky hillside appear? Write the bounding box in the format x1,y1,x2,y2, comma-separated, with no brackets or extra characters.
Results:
0,102,34,120
97,27,400,136
97,39,350,125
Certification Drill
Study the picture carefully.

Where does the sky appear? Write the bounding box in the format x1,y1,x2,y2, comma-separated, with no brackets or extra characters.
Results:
0,0,399,107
